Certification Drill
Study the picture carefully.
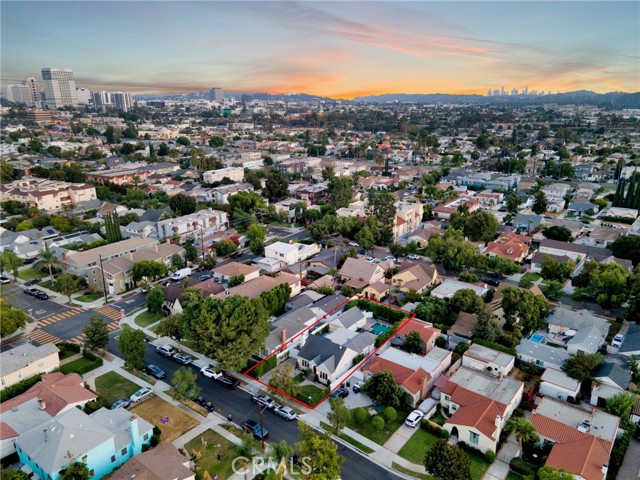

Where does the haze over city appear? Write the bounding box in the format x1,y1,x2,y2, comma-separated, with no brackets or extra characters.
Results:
2,1,639,98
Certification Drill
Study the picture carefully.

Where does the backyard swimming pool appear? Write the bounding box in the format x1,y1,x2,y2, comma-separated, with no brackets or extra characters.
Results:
530,333,546,343
370,322,390,336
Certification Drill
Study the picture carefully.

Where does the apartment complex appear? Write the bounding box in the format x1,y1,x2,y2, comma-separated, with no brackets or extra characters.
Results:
41,67,78,108
156,208,228,241
1,177,97,212
203,167,244,184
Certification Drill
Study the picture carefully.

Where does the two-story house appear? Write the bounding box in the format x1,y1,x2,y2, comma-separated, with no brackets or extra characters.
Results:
0,344,59,391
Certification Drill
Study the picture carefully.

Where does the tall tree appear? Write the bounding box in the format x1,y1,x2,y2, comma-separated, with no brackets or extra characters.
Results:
83,315,110,350
168,194,197,216
0,251,23,280
401,331,424,354
268,363,299,398
361,370,409,409
104,212,123,242
247,224,266,255
505,417,539,455
590,263,630,313
424,439,472,480
532,191,548,214
463,211,499,242
263,171,289,202
146,287,165,313
426,228,476,272
625,175,637,208
328,177,353,209
506,193,522,213
366,190,397,246
327,397,351,435
562,353,603,384
501,287,550,333
56,273,79,302
132,260,168,283
118,325,146,370
171,366,200,401
296,422,344,480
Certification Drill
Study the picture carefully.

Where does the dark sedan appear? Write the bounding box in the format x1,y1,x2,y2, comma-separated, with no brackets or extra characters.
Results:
141,364,166,379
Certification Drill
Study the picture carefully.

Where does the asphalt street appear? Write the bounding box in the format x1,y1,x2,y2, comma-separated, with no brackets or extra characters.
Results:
107,335,402,480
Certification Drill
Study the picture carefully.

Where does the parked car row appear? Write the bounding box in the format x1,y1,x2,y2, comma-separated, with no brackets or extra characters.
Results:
23,287,49,299
199,366,240,389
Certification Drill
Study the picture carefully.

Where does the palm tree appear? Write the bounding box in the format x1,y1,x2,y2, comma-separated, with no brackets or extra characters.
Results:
36,243,59,283
505,417,539,456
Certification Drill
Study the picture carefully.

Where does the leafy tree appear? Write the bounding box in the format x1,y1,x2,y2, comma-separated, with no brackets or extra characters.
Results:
146,287,165,313
104,126,120,144
366,191,397,245
176,136,190,146
0,468,29,480
426,228,477,272
83,315,109,350
382,406,397,422
609,236,640,266
158,143,170,156
185,243,198,262
532,191,548,214
352,407,368,425
259,283,291,317
15,220,34,231
308,220,330,242
228,191,266,216
208,135,224,147
542,226,572,242
171,366,200,401
361,370,409,409
415,296,452,325
215,239,238,257
542,280,564,301
263,171,289,202
371,415,385,431
327,397,351,435
269,363,299,397
537,467,575,480
200,250,218,269
540,255,574,281
590,263,630,312
296,421,343,480
463,211,499,242
0,299,29,337
449,289,483,314
328,177,353,209
132,260,168,283
229,274,245,287
401,331,424,354
155,314,184,341
424,439,472,480
562,353,603,384
168,194,197,216
247,224,267,255
0,161,16,183
171,253,186,270
506,193,522,213
505,417,538,455
627,270,640,322
355,226,375,252
104,212,123,242
118,325,146,370
501,287,550,333
60,460,90,480
605,392,637,423
0,250,23,280
56,273,79,302
473,310,501,342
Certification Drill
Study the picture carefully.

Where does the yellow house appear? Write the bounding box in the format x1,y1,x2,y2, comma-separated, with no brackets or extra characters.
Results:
362,281,389,302
0,344,59,390
392,263,440,294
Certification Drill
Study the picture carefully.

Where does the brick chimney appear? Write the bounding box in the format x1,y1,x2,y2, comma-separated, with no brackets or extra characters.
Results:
281,329,287,346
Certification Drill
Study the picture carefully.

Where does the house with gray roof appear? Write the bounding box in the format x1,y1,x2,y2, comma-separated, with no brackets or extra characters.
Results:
296,335,358,388
262,307,319,358
330,307,370,331
590,355,631,408
286,290,324,311
516,339,569,371
1,344,59,391
15,407,153,480
618,323,640,357
310,294,349,321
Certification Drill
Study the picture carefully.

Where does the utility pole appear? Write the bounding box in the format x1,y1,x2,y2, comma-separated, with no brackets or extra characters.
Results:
258,405,266,451
98,254,109,304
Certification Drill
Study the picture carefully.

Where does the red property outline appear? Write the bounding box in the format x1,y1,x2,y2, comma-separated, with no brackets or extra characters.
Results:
242,294,416,409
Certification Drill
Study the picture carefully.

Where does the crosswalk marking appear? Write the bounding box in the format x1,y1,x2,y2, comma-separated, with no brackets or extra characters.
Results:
28,329,62,346
38,308,87,326
93,305,123,321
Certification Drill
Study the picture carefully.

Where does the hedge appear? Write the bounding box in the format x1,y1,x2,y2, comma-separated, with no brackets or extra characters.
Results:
473,338,517,357
509,457,539,477
600,216,635,225
82,349,103,365
0,374,42,402
345,299,409,323
253,355,277,377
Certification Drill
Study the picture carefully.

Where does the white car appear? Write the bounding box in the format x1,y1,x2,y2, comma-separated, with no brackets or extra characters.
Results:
365,256,376,263
273,405,297,420
200,366,222,379
253,394,277,409
407,254,420,260
156,344,176,357
404,410,424,428
129,386,154,404
0,276,10,284
385,255,397,262
612,334,624,348
349,242,359,247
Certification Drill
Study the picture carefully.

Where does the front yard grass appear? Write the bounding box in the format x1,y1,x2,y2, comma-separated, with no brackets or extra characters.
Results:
346,408,406,445
398,428,440,464
59,356,102,375
95,371,141,405
296,384,328,406
17,268,47,281
392,462,434,480
520,272,541,284
75,291,104,302
134,310,164,327
320,422,375,454
129,396,198,443
507,472,524,480
39,280,60,292
468,448,491,480
124,366,157,385
185,429,239,480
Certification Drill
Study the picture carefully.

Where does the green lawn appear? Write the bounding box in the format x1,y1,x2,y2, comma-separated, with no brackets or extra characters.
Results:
185,430,241,480
392,462,434,480
468,449,491,480
75,291,104,302
507,472,524,480
135,310,164,327
296,384,329,406
39,280,60,292
398,428,441,464
320,422,375,454
95,371,141,405
520,272,541,284
60,356,102,375
125,366,157,385
347,409,406,445
17,268,47,281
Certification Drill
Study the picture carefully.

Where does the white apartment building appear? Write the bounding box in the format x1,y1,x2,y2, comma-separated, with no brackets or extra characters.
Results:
203,167,244,184
2,177,97,212
156,208,228,241
263,241,321,269
41,67,78,108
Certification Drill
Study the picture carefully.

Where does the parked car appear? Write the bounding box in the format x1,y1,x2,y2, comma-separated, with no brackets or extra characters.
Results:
171,268,192,282
407,254,420,260
0,276,10,284
330,387,349,399
230,251,243,258
198,273,212,281
23,287,38,296
253,394,276,409
23,257,36,265
200,366,222,379
365,256,376,263
348,241,359,247
24,278,40,286
488,272,505,280
173,353,193,365
111,399,131,410
357,248,366,255
130,386,154,404
243,419,269,440
35,291,50,300
612,334,624,348
352,382,363,393
156,344,177,357
140,285,150,294
385,255,397,262
215,374,240,390
142,364,166,379
405,410,424,428
273,405,297,420
479,276,500,287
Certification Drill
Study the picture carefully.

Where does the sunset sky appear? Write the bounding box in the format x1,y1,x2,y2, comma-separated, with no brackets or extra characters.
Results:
2,1,639,98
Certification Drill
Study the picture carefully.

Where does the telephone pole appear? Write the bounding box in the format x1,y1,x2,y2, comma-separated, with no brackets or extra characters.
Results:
98,254,109,304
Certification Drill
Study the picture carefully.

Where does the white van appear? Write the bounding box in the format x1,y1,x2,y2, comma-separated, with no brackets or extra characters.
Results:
171,267,192,281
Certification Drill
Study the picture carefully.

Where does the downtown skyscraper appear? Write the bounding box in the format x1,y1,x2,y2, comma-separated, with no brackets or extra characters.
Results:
41,67,78,108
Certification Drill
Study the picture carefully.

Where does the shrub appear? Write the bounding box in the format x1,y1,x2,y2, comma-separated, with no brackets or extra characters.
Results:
382,406,397,422
473,338,517,356
459,272,479,283
352,353,365,366
485,450,496,463
82,348,103,364
422,420,444,436
510,458,538,477
253,355,277,377
439,428,450,439
371,415,385,431
57,342,81,354
0,374,42,402
353,407,368,425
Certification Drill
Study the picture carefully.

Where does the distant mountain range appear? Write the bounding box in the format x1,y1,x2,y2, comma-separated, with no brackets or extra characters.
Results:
134,90,640,108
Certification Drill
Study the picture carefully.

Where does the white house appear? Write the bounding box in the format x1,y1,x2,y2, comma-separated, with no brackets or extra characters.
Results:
462,344,515,377
156,208,228,241
539,368,581,403
203,166,244,183
0,344,59,391
264,242,321,270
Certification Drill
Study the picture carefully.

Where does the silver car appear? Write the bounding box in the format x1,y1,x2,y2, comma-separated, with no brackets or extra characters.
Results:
273,405,297,420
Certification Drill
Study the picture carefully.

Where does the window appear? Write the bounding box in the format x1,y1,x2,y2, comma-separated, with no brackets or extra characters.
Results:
535,360,544,367
82,455,87,463
111,455,116,463
451,404,457,411
444,395,450,401
469,432,479,446
121,447,127,455
143,433,149,441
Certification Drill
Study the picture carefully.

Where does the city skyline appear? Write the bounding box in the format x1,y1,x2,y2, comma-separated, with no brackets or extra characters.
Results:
1,1,638,98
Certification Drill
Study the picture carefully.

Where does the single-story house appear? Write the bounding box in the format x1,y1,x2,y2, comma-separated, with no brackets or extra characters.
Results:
539,368,581,403
516,339,569,371
462,344,515,377
590,356,631,408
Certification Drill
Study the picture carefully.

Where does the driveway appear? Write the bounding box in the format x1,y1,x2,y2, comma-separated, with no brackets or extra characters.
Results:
618,436,640,480
383,423,416,453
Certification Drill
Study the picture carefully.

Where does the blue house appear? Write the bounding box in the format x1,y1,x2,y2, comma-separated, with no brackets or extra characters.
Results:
14,407,153,480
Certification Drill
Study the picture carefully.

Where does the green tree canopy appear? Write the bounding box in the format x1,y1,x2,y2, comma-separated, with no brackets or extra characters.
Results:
83,315,109,350
501,287,550,333
146,287,165,313
56,273,79,303
424,439,472,480
168,194,197,216
132,260,168,283
215,239,238,257
542,226,573,242
328,177,353,209
366,190,397,246
247,224,267,255
296,421,344,480
118,325,146,370
0,299,29,337
171,366,200,401
562,353,603,384
263,171,289,202
361,370,410,409
426,228,477,272
463,210,499,242
401,330,424,354
532,191,548,214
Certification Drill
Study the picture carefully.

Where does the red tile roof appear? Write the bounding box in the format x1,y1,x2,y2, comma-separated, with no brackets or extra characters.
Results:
365,357,430,394
396,318,440,348
546,436,609,480
530,413,613,454
447,400,501,440
0,422,18,440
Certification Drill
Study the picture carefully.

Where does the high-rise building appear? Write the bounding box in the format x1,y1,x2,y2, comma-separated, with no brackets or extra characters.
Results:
21,77,42,105
511,88,518,96
487,89,492,97
209,87,224,102
523,86,529,95
112,92,133,112
92,91,112,108
76,88,91,105
41,67,78,108
500,86,505,96
493,89,500,96
4,85,30,104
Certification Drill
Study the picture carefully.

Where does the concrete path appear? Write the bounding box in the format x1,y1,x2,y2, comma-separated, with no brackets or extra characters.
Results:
482,432,519,480
383,424,416,454
618,437,640,480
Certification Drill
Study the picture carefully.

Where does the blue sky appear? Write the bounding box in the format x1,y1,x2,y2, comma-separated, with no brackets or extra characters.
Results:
2,1,638,97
